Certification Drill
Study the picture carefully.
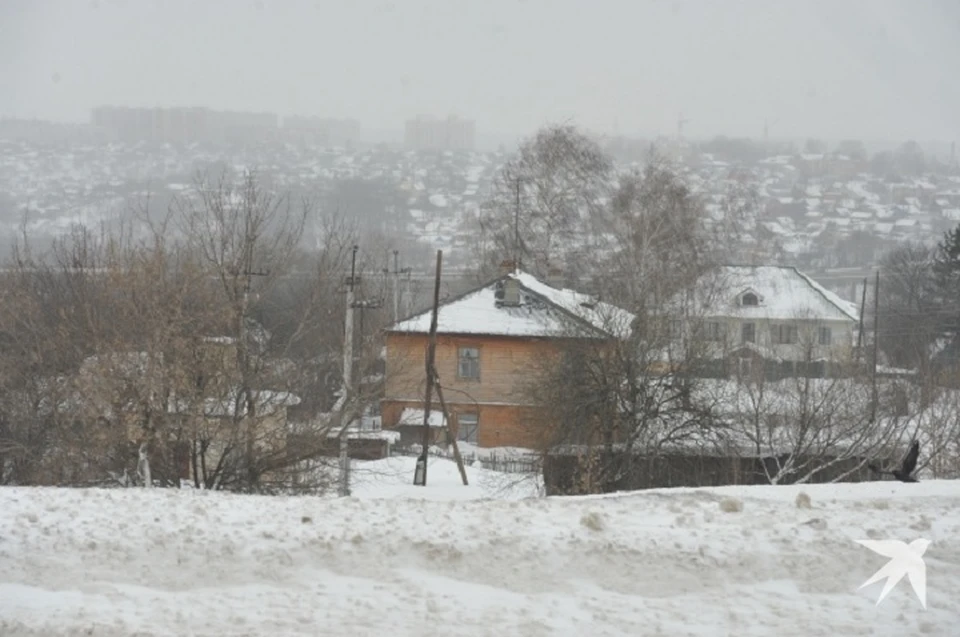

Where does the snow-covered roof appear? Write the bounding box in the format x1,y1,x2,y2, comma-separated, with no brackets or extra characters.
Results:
387,270,634,339
398,407,447,428
80,351,162,377
171,389,301,418
676,265,859,323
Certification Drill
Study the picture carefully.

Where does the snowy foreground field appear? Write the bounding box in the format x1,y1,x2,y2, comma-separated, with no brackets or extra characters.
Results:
2,457,959,637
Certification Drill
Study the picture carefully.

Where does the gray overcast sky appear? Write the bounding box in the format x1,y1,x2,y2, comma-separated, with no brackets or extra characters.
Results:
2,0,958,142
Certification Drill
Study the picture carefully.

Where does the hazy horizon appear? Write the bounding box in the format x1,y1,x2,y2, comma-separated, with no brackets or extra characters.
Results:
3,0,959,144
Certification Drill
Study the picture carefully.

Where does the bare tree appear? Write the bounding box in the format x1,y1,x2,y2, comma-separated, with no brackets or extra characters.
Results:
0,175,380,493
0,251,80,484
175,169,310,492
474,125,614,279
596,159,718,306
906,382,960,479
720,359,900,485
876,242,940,376
528,159,736,493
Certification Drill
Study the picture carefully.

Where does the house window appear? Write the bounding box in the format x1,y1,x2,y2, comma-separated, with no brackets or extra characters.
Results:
669,319,683,339
457,413,479,444
741,292,759,307
458,347,480,379
705,321,722,342
818,326,832,346
771,324,798,345
741,322,756,344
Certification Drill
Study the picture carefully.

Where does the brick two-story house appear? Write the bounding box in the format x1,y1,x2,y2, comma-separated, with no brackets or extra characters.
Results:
381,264,633,449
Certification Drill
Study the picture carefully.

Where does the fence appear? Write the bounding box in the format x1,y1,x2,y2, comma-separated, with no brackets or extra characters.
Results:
542,451,876,496
391,444,540,475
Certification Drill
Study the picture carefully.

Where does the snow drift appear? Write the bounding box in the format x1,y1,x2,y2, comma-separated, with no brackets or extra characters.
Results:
1,457,958,636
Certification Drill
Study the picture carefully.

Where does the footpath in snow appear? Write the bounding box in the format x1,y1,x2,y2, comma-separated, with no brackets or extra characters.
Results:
1,456,958,637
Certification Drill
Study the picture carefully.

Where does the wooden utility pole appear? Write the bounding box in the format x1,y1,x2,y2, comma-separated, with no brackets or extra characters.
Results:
388,249,411,323
338,245,359,497
403,269,413,318
870,270,880,423
392,249,400,323
412,249,469,487
234,265,269,491
855,276,868,365
234,265,270,353
433,378,469,486
414,250,443,486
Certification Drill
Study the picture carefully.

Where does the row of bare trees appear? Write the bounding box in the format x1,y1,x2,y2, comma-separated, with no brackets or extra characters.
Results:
0,170,396,492
530,266,959,492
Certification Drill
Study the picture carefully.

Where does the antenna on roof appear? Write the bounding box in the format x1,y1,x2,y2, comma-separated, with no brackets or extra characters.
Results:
514,177,521,272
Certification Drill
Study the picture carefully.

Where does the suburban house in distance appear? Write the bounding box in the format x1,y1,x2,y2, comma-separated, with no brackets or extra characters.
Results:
73,336,302,486
668,265,861,379
381,262,634,449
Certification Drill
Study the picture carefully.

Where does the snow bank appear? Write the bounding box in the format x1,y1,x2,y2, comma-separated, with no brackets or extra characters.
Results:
348,455,542,501
1,464,958,636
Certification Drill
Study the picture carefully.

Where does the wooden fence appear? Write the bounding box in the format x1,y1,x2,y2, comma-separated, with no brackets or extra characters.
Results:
542,451,876,496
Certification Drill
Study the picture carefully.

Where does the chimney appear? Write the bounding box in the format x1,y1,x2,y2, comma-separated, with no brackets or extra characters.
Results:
498,258,518,276
501,277,521,306
547,266,564,289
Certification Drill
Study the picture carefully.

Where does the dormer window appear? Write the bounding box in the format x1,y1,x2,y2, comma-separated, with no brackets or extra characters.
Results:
741,292,759,307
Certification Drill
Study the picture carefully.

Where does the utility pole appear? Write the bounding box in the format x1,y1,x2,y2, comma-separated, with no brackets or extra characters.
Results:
387,249,411,323
414,250,443,486
433,380,469,486
233,266,270,349
338,245,359,497
392,250,400,323
233,265,269,491
384,250,412,323
870,270,880,423
403,269,413,318
855,276,867,366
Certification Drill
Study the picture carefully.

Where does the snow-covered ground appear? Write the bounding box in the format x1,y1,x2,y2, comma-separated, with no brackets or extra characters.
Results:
2,456,958,637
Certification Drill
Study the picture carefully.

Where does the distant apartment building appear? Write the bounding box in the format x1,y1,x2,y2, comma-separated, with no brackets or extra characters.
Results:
404,115,475,151
283,116,361,146
215,110,278,141
91,106,278,143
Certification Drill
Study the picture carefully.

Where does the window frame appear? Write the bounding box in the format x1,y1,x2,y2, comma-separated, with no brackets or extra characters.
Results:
457,346,481,380
771,323,799,345
741,322,756,344
705,320,722,342
818,326,832,346
456,412,479,444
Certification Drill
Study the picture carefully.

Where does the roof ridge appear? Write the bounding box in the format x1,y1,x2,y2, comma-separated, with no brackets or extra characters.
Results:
386,268,623,338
